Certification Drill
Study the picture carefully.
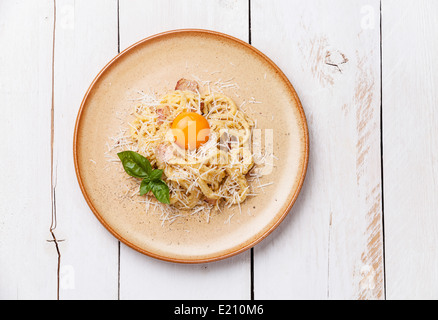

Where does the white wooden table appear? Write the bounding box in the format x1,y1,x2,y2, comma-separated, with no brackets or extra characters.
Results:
1,0,437,300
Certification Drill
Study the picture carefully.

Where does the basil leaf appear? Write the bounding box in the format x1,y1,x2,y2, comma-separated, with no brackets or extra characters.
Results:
139,179,152,196
149,169,163,182
117,151,170,205
151,180,170,204
117,151,152,178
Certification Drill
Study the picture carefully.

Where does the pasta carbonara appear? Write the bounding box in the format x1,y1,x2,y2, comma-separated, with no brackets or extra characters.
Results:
129,79,255,210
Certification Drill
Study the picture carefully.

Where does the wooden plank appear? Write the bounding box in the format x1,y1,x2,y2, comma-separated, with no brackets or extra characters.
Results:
382,0,438,300
52,0,120,299
0,0,56,299
118,0,251,300
252,0,384,299
119,0,249,45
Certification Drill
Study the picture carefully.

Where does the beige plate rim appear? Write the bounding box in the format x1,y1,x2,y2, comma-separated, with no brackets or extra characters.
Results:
73,29,309,264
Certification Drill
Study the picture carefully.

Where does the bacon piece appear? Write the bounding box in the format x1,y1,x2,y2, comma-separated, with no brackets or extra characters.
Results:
175,78,199,93
155,143,174,165
204,197,218,206
156,106,170,125
219,131,238,152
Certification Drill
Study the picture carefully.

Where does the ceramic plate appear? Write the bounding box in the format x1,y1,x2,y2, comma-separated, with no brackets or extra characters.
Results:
74,29,309,263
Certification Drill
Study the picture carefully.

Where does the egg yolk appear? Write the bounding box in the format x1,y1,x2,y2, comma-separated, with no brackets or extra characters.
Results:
171,112,210,150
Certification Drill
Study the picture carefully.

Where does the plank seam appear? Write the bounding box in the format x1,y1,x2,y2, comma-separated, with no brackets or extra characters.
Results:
117,0,121,54
248,0,255,301
49,0,61,300
379,0,387,300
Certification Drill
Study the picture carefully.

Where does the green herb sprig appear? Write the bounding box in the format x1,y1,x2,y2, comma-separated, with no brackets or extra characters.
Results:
117,151,170,204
